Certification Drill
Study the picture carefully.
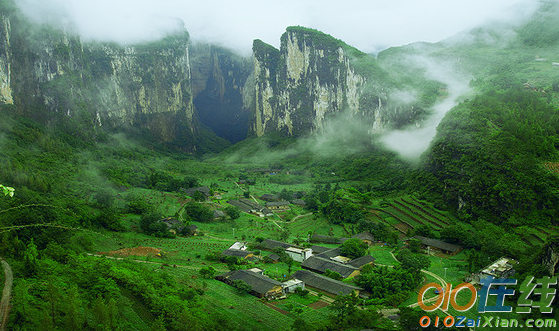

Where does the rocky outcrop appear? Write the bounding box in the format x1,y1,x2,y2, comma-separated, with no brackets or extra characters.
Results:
540,236,559,276
0,7,197,148
251,26,390,137
0,15,12,104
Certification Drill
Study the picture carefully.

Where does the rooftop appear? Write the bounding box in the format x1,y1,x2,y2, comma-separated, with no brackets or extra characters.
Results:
310,245,331,255
349,255,376,268
222,249,254,258
266,201,290,207
220,270,281,295
481,257,517,276
261,239,291,250
310,234,341,244
301,255,359,279
286,247,311,254
352,231,375,242
412,236,462,252
292,269,363,296
183,186,210,197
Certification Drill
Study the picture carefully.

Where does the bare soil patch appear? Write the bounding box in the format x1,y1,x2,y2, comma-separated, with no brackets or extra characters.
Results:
100,246,162,257
308,300,329,310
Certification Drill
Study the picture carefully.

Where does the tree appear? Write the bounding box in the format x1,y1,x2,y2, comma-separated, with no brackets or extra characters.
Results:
94,189,115,209
151,315,167,331
231,280,252,294
279,229,290,242
23,239,39,277
329,292,360,323
304,196,319,211
224,206,240,220
199,266,216,279
183,201,213,223
340,238,367,259
324,269,342,281
139,210,166,236
192,190,206,202
397,249,430,271
64,286,83,330
1,184,15,197
285,256,294,275
279,188,291,201
291,317,311,331
407,239,422,253
95,209,125,232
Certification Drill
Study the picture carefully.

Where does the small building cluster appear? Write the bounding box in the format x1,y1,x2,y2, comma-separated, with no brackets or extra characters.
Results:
215,233,377,300
466,257,517,285
216,269,284,299
227,198,273,217
410,235,462,255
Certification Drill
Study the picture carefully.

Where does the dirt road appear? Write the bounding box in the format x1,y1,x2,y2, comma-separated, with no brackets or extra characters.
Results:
0,258,13,331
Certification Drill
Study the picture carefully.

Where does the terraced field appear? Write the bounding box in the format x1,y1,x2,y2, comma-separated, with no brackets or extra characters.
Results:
370,196,457,235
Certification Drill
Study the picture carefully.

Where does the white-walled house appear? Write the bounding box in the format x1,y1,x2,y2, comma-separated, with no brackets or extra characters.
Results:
285,247,312,262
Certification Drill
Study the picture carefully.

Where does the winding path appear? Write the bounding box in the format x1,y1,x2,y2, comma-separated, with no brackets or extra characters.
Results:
0,257,13,331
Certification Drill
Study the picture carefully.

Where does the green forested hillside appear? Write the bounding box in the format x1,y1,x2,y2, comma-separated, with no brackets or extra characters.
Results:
4,1,559,330
419,88,559,226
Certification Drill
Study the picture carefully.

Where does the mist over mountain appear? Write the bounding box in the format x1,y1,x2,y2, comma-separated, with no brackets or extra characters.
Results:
3,1,559,330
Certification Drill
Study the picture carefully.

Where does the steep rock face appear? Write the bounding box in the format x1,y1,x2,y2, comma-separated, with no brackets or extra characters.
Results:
190,44,252,143
539,237,559,277
251,27,390,137
0,15,12,104
1,9,197,148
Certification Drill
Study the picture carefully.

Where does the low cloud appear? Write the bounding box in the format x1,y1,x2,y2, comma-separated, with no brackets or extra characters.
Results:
380,56,471,161
14,0,539,54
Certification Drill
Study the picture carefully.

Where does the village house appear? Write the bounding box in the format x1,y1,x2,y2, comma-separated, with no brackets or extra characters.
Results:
285,247,313,262
185,224,198,236
265,253,280,263
183,186,211,198
222,249,254,259
352,232,375,246
213,210,226,220
247,268,264,275
266,201,290,211
260,239,291,251
315,247,342,259
282,279,305,293
349,255,376,269
238,179,256,185
411,236,462,255
291,199,307,207
301,255,360,279
310,234,341,244
466,257,517,285
159,217,185,234
292,270,363,296
260,194,279,202
310,245,331,255
227,199,273,217
216,270,284,299
229,242,248,251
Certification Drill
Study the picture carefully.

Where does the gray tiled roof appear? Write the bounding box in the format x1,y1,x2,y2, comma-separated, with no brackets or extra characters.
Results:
301,256,358,279
292,269,363,296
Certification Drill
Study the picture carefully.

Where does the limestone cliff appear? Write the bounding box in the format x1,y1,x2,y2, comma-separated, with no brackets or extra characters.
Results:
0,7,197,148
251,26,391,137
0,14,11,104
